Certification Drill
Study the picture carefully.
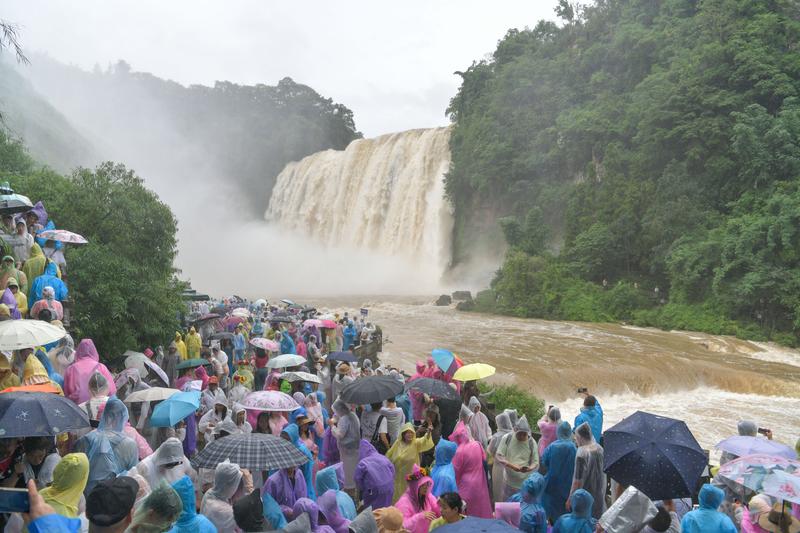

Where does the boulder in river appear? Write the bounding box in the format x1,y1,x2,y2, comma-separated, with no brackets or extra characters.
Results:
451,290,473,302
435,294,452,306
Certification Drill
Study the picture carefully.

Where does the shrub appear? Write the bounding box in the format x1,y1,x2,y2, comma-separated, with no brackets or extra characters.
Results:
478,382,545,425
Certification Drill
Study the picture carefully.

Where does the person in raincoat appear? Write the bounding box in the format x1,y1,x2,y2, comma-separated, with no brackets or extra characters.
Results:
538,406,561,456
467,396,491,449
135,438,196,490
429,438,457,498
29,286,63,321
127,480,183,533
386,422,433,503
201,375,227,413
233,489,271,531
168,475,215,533
46,333,74,377
174,332,188,361
293,497,336,533
394,464,440,533
0,350,20,389
22,244,56,286
229,373,249,405
1,256,27,294
330,399,360,495
542,420,577,522
449,420,492,518
63,339,116,404
277,330,296,355
569,421,606,519
6,278,26,317
518,473,547,533
232,403,252,433
233,324,247,362
318,489,352,533
200,459,243,532
316,464,357,520
233,359,254,390
185,327,202,359
74,396,139,493
265,465,307,520
342,321,357,351
8,220,33,263
332,363,354,400
553,489,597,533
1,288,21,319
681,484,737,533
199,400,229,444
496,415,539,501
407,362,426,423
573,394,603,443
354,439,395,511
19,436,61,490
21,356,63,394
29,261,67,302
282,423,316,500
488,411,513,501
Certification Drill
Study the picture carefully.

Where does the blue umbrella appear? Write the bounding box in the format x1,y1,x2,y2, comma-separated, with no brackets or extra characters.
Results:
716,436,797,460
149,390,200,428
0,392,90,437
327,351,358,363
431,348,455,371
435,517,518,532
603,411,706,500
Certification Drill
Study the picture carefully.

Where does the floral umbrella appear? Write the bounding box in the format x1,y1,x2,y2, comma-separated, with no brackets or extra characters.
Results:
762,470,800,504
250,338,279,351
717,454,800,497
36,229,88,244
242,391,300,412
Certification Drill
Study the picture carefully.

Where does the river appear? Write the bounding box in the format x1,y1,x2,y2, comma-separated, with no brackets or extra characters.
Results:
297,295,800,453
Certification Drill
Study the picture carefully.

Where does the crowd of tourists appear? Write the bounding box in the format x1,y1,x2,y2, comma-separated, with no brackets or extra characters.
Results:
0,204,797,532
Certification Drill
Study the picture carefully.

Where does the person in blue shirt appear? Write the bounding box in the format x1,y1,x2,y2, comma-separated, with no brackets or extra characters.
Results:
681,484,737,533
574,394,603,443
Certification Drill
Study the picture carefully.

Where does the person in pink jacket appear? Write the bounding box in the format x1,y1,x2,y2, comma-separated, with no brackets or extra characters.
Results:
63,339,116,404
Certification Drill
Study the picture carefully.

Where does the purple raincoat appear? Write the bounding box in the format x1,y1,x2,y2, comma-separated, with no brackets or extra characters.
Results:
292,498,336,533
1,288,21,319
322,426,340,465
354,439,395,510
318,490,351,533
183,413,197,457
265,468,307,520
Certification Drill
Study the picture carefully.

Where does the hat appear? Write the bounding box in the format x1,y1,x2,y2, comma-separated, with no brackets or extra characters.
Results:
337,362,351,375
209,376,219,384
86,476,139,526
295,414,314,427
758,503,800,533
374,506,404,532
6,278,17,288
1,256,13,263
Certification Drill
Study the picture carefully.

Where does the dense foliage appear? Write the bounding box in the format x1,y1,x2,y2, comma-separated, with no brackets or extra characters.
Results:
20,57,362,213
448,0,800,344
0,131,184,362
479,382,546,426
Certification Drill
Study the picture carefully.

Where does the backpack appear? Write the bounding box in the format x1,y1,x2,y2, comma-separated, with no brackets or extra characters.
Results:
370,414,388,454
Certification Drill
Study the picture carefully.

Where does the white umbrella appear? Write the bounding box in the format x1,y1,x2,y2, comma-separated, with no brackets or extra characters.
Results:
280,299,295,306
254,299,267,307
281,371,322,384
124,387,180,403
231,307,251,318
0,320,65,350
266,354,306,369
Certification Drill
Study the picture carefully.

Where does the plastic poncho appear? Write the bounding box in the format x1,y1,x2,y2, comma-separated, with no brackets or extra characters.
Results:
354,439,395,511
262,490,289,529
185,327,202,359
573,422,606,519
553,489,597,533
450,421,492,518
168,475,216,533
318,489,352,533
542,421,577,522
294,497,337,533
22,244,51,285
74,397,139,493
129,481,183,533
233,363,254,390
22,355,63,394
282,423,316,500
1,288,21,319
30,262,68,302
497,415,539,494
680,484,737,533
199,400,229,443
279,332,296,355
394,465,440,533
38,453,89,518
232,404,252,434
331,399,360,490
201,384,227,413
316,464,357,520
63,339,117,404
136,438,194,490
467,396,492,449
8,221,33,264
386,422,433,503
430,438,457,497
47,334,75,377
519,473,547,533
574,402,603,443
489,411,514,499
407,362,426,421
342,322,356,351
174,332,188,361
10,281,27,317
200,459,242,532
265,467,307,518
538,407,561,456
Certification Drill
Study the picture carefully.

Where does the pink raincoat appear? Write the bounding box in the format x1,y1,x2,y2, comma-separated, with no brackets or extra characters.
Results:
408,362,426,421
394,464,440,533
451,422,492,518
63,339,116,404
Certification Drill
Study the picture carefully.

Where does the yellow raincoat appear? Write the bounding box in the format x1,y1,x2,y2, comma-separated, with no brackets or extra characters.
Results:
233,362,254,390
8,279,27,317
174,332,188,361
21,244,60,287
186,327,202,359
385,422,433,503
0,354,20,390
23,355,64,395
39,453,89,517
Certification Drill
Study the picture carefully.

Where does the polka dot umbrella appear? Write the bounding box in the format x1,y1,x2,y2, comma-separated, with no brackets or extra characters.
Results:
603,410,707,501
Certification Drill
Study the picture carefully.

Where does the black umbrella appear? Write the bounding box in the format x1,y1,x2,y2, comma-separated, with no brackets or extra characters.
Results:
0,184,33,215
327,351,358,363
405,377,460,401
340,376,404,405
603,411,707,500
0,392,90,437
270,317,294,323
209,331,234,341
191,433,309,471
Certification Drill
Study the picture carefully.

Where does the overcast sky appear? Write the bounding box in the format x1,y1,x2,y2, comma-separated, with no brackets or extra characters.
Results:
4,0,558,137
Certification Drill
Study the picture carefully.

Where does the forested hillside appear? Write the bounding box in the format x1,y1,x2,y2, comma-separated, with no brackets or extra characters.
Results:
20,57,361,213
448,0,800,343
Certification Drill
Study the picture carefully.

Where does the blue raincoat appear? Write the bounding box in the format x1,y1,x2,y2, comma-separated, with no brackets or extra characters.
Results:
342,323,356,351
430,439,458,497
520,473,547,533
30,261,68,302
574,403,603,443
315,464,357,520
280,333,296,355
168,475,216,533
552,489,597,533
396,393,412,425
680,484,737,533
35,219,63,251
542,421,577,521
262,492,288,530
282,423,315,500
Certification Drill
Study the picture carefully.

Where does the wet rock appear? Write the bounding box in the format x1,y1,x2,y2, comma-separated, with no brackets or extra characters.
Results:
455,300,475,311
451,290,472,302
435,294,452,306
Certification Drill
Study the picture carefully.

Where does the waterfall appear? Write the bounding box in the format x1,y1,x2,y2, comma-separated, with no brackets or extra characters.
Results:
265,127,454,279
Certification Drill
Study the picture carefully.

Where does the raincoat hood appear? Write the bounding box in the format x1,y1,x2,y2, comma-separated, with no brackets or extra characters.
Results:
557,420,573,440
282,423,301,446
315,391,326,404
172,475,198,525
213,459,243,500
575,421,595,446
522,472,546,503
405,464,433,501
318,489,350,531
434,438,457,465
155,438,185,466
515,415,531,434
459,403,473,422
23,355,49,384
737,420,758,436
28,243,43,259
39,453,89,517
88,371,109,398
332,398,350,417
29,201,48,227
43,261,58,277
415,361,425,374
449,422,471,445
698,483,724,510
468,396,481,411
496,412,513,432
75,339,100,362
504,408,519,426
293,498,322,529
398,421,416,441
316,464,341,494
571,489,594,518
359,439,378,460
